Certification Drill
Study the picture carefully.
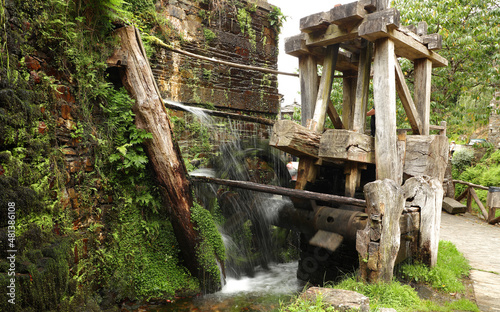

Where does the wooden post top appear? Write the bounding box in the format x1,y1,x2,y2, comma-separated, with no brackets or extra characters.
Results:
285,1,447,68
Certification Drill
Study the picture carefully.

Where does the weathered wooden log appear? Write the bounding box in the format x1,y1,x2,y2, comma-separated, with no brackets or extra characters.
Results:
190,176,367,207
108,26,221,290
403,176,443,267
269,120,321,158
319,129,375,164
403,135,449,182
358,179,405,282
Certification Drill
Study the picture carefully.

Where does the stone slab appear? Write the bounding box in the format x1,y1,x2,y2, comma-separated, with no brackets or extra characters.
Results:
442,196,466,214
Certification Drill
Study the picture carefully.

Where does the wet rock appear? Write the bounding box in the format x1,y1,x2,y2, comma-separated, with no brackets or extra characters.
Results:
300,287,370,311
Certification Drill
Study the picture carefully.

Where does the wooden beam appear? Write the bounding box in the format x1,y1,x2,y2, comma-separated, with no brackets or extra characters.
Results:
190,176,367,207
452,180,489,191
299,55,319,127
470,187,489,220
269,120,321,158
306,23,360,47
319,129,375,164
394,55,423,134
329,1,366,25
414,58,433,135
391,29,447,67
300,11,331,33
358,8,401,42
373,37,399,182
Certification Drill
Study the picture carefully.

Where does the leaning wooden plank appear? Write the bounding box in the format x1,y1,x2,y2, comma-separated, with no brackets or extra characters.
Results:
269,120,321,157
310,44,340,132
403,135,449,182
319,129,375,164
394,55,423,134
342,71,357,130
327,97,345,129
470,187,489,220
442,197,466,214
108,26,220,290
300,55,319,126
190,176,367,207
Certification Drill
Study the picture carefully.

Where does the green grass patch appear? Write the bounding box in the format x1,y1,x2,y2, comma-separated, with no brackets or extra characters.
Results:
280,241,478,312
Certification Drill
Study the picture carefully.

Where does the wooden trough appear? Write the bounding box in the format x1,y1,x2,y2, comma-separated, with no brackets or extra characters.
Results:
270,0,449,284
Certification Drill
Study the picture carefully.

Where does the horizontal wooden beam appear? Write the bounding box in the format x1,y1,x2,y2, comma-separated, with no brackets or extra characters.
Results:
190,175,367,207
319,129,375,164
269,120,321,158
452,180,489,191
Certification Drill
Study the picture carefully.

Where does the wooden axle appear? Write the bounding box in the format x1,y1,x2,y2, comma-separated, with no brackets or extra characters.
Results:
190,175,367,207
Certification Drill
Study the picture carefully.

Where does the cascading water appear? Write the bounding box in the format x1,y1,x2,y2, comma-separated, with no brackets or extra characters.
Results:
160,100,304,310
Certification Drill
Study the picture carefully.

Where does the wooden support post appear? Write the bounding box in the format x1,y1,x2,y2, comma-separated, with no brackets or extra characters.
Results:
327,97,345,129
342,71,357,130
414,58,433,135
296,44,339,191
466,187,473,213
373,37,399,182
300,55,319,127
352,40,373,133
404,177,443,267
345,39,372,197
357,179,405,282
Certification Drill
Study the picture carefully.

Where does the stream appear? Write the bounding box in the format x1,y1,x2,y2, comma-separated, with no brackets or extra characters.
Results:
143,262,304,311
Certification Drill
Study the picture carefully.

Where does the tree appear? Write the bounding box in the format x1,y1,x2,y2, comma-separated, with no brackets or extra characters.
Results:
395,0,500,139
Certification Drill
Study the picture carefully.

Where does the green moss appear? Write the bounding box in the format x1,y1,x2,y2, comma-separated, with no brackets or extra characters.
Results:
191,202,226,289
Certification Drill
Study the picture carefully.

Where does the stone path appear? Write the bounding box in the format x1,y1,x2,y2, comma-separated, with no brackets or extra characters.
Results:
440,212,500,312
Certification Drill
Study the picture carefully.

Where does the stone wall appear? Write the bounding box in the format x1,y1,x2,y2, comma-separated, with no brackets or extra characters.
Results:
489,91,500,149
152,0,281,118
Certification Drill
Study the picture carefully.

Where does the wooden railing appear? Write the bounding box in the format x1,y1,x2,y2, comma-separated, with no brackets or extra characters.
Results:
453,180,500,224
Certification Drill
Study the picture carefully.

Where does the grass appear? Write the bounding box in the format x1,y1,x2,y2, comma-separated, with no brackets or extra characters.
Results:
279,241,479,312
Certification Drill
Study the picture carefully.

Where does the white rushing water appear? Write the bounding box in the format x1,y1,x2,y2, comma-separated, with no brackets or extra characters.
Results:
219,261,304,295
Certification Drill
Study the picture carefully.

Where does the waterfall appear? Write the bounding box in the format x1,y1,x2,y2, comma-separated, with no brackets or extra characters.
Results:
165,99,300,281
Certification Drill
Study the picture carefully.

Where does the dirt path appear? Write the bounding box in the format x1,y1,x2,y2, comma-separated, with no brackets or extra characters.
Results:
440,212,500,312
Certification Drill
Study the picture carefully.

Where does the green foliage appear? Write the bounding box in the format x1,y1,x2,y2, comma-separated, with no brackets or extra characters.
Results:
280,293,337,312
268,6,287,36
203,28,217,44
401,241,471,293
395,0,500,137
451,148,475,174
191,202,226,288
237,8,256,50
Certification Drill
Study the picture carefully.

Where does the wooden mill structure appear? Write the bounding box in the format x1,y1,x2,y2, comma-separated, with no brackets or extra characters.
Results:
270,0,450,283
